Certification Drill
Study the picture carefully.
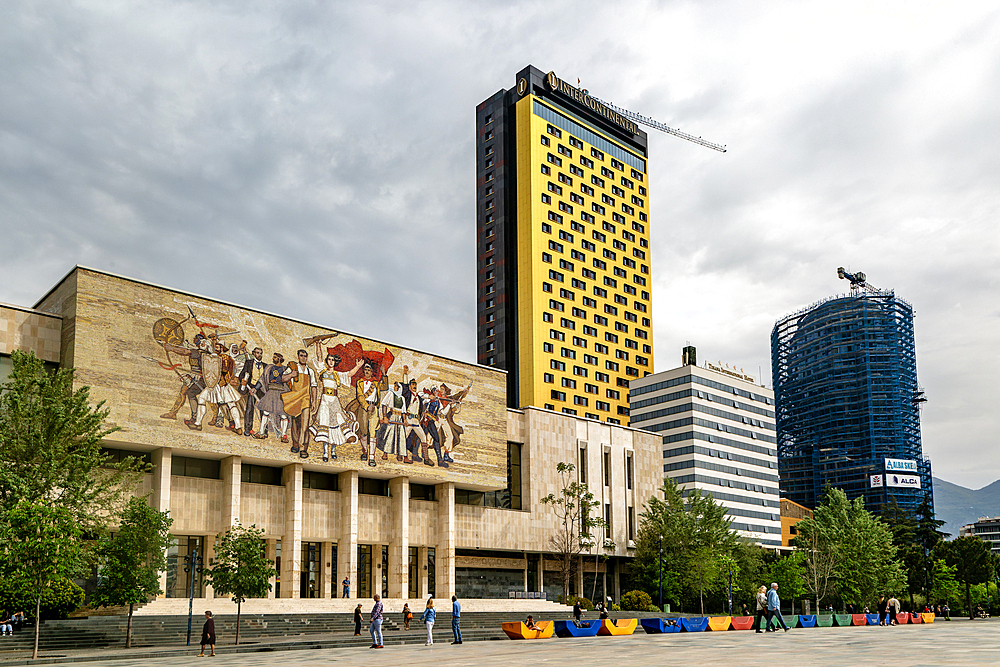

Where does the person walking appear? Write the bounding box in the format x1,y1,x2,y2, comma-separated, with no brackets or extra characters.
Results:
754,585,768,633
402,603,412,630
451,595,463,644
197,611,216,657
369,594,384,648
353,603,363,636
420,597,436,645
765,583,789,632
877,595,888,626
573,599,583,625
342,577,350,598
888,595,899,626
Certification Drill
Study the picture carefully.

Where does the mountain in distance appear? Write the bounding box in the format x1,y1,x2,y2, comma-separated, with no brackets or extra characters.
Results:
932,477,1000,538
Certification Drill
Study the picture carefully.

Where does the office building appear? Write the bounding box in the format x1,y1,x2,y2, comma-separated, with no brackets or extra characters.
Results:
771,276,932,515
2,266,661,603
628,346,782,547
959,518,1000,554
476,66,653,422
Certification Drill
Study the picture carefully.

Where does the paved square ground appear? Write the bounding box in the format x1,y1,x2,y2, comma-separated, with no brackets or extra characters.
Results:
29,619,998,667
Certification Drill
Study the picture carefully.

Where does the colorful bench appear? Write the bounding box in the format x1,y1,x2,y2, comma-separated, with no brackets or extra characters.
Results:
816,615,834,627
851,614,868,626
707,616,732,631
640,618,681,634
866,613,881,626
910,612,923,624
730,616,755,631
921,613,935,624
796,615,817,628
680,617,710,632
554,619,601,637
502,621,554,639
598,618,637,635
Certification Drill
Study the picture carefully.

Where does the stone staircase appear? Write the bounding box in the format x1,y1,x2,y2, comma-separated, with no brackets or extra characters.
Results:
133,596,572,615
0,603,578,655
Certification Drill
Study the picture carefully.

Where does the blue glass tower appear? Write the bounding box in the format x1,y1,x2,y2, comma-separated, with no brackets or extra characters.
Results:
770,273,932,515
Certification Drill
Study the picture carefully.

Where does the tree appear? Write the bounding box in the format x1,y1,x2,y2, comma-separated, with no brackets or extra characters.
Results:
793,504,842,612
540,462,601,598
929,559,960,606
0,350,144,530
206,524,276,645
0,501,86,659
768,551,807,611
92,497,173,648
935,536,994,619
731,542,770,611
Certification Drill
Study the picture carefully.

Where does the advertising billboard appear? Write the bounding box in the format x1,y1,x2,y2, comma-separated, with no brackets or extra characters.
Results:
886,474,921,489
884,458,918,473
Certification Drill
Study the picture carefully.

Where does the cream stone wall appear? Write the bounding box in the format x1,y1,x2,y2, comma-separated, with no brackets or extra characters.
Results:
407,500,437,545
0,303,62,362
356,494,392,544
169,476,223,535
240,482,286,536
302,488,341,540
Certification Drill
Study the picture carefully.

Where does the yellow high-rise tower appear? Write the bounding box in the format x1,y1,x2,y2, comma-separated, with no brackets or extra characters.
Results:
476,66,653,424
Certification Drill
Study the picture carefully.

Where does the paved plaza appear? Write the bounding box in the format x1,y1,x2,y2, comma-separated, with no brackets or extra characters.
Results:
6,619,997,667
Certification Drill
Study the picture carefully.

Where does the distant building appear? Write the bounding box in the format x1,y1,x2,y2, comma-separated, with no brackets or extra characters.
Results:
475,65,654,421
780,499,813,548
771,273,932,516
629,346,782,547
959,517,1000,554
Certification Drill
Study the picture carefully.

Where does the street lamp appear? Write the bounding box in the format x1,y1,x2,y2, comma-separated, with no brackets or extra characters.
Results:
184,547,204,646
657,535,663,612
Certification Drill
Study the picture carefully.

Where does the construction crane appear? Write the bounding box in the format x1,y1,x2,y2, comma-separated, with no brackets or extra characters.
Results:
589,94,727,153
837,267,881,293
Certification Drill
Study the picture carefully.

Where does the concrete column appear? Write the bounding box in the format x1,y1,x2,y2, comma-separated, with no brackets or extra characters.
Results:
418,546,428,599
577,555,584,597
388,477,409,599
337,471,359,599
321,542,333,598
538,555,544,595
204,537,216,599
435,482,456,599
524,553,528,592
280,463,303,598
220,455,241,529
266,539,278,598
150,447,172,597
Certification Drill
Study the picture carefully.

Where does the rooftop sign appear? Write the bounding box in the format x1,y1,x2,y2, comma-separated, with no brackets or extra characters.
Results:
544,71,639,136
885,458,918,472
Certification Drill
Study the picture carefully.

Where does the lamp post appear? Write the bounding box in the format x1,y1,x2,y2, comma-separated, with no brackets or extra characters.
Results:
184,546,203,646
657,535,663,612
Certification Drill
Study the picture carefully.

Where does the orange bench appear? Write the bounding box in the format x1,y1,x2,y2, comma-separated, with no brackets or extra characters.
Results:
597,618,638,635
707,616,732,631
502,621,554,639
921,613,935,624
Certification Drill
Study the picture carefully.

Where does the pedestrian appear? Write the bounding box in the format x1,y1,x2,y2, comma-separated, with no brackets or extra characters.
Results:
888,595,899,626
754,585,768,633
597,602,610,620
403,602,412,630
942,603,950,619
197,611,215,657
451,595,463,644
525,615,539,630
369,593,384,649
765,583,789,633
573,599,582,625
353,603,363,636
420,597,436,645
877,595,888,626
342,576,350,598
741,603,749,617
0,612,12,637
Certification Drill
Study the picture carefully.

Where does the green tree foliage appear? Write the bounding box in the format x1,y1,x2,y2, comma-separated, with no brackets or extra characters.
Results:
731,543,770,610
935,536,994,619
620,589,653,612
0,576,85,620
206,524,276,645
634,478,737,614
768,551,807,604
795,488,906,610
929,559,960,606
0,350,144,530
0,501,87,659
539,462,602,598
92,497,173,647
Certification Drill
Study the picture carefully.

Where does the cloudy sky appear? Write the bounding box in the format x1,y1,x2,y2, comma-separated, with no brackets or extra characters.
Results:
1,1,997,487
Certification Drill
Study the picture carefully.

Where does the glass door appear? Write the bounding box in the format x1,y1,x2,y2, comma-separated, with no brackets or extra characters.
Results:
358,545,372,599
408,547,419,598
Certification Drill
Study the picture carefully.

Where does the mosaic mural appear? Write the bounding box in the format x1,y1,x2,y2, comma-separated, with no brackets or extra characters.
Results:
42,270,507,487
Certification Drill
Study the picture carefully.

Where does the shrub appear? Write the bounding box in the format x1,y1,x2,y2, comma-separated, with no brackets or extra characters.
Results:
558,595,594,610
0,576,85,619
611,603,621,612
620,589,653,612
647,604,661,612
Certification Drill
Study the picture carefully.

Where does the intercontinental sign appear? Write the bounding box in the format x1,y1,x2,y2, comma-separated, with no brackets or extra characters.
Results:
544,71,640,136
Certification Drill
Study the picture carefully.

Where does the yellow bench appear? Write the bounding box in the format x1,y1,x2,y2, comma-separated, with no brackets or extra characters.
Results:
597,618,638,635
708,616,732,631
502,621,555,639
921,613,935,624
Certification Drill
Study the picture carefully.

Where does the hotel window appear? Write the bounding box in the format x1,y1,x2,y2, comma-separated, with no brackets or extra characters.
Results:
548,239,563,252
585,383,599,394
551,390,566,401
547,153,563,167
601,167,614,178
571,307,586,319
606,389,620,400
573,365,587,376
636,356,649,366
581,156,594,169
611,185,625,197
485,146,494,156
612,239,625,250
622,230,635,242
542,252,552,263
596,372,610,382
621,176,634,189
583,325,597,336
633,248,646,260
570,249,585,261
623,286,636,297
591,148,604,160
630,168,642,180
602,221,616,233
617,377,629,387
594,315,608,327
486,171,494,182
632,196,644,207
486,326,495,337
541,194,551,205
541,164,551,175
547,124,562,138
614,322,628,333
581,184,595,196
558,173,572,186
611,158,625,170
485,199,493,209
558,259,574,271
486,356,494,365
560,347,576,359
486,342,494,351
615,349,628,360
625,339,638,349
571,278,586,289
562,408,577,415
604,277,618,288
543,342,553,352
622,258,636,269
540,135,550,146
634,302,647,313
604,305,617,316
485,114,493,124
562,377,576,389
569,136,583,149
595,343,608,354
582,297,597,309
549,270,564,282
598,403,610,416
602,194,615,207
542,312,553,322
549,328,565,340
583,354,598,365
558,144,572,158
614,294,627,305
574,395,588,407
542,222,552,234
642,317,650,327
485,284,494,294
485,158,493,167
606,361,619,371
581,240,596,252
560,318,575,330
592,203,606,215
591,175,605,188
592,259,607,271
570,221,585,233
547,211,563,223
639,238,648,248
484,242,493,253
542,282,553,293
641,290,649,300
551,360,566,371
558,229,573,242
570,165,584,177
626,367,639,377
545,403,554,410
607,418,620,425
544,373,554,383
643,344,651,353
581,268,597,280
560,288,575,300
548,182,563,195
485,298,494,308
486,313,495,322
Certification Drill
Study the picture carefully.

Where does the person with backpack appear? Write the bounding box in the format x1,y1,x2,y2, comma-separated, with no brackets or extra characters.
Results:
754,585,768,633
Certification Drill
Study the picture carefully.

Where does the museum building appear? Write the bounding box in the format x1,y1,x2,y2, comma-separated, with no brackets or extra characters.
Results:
0,266,661,602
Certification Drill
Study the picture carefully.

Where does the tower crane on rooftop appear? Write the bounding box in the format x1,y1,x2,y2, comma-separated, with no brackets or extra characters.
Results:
588,92,727,153
837,266,881,293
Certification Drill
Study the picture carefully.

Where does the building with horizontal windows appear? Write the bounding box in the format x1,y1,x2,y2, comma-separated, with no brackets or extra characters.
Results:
476,65,654,423
959,517,1000,554
2,266,661,604
628,347,782,547
771,277,932,516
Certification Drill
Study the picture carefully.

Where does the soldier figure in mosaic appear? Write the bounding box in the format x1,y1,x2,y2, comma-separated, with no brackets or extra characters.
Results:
282,349,318,459
253,352,291,442
400,370,425,464
436,383,471,464
310,341,362,462
186,342,244,433
376,382,408,462
420,387,448,468
351,361,382,467
238,347,267,437
158,332,210,422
